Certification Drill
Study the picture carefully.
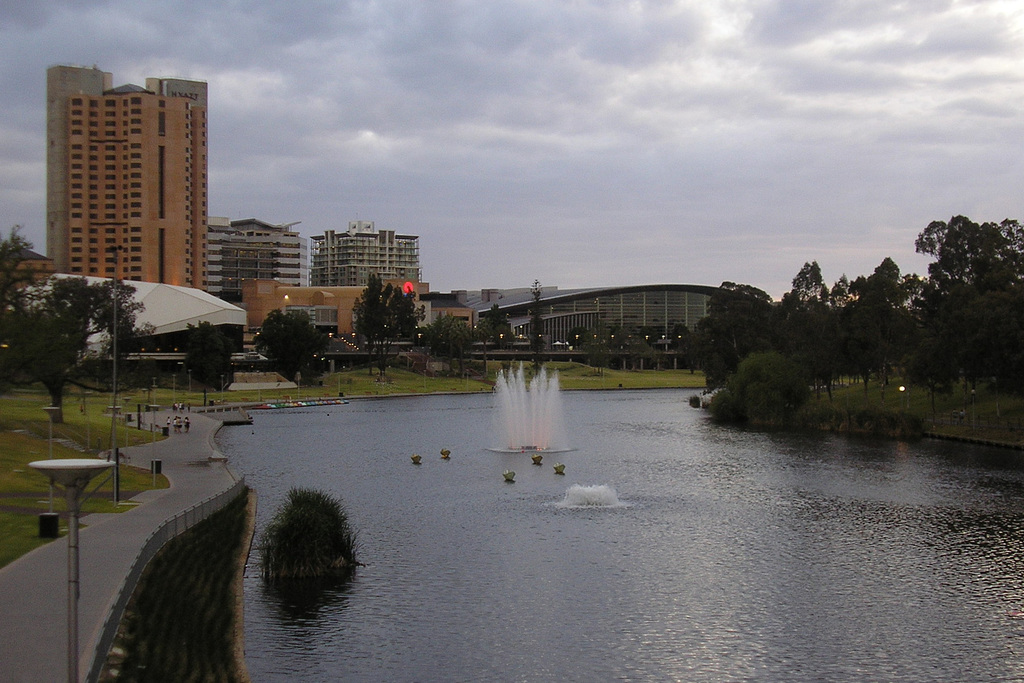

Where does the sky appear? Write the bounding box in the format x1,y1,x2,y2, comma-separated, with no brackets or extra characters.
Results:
1,0,1022,298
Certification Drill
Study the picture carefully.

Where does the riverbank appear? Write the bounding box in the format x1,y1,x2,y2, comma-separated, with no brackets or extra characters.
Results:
100,487,253,682
0,407,242,682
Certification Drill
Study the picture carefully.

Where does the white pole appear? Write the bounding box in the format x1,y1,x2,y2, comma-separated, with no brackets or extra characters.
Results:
66,484,80,683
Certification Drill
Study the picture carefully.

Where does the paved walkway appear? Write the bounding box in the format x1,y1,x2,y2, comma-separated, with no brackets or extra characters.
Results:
0,408,241,683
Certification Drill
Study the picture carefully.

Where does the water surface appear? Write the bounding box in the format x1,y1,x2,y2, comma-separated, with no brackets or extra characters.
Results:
219,390,1024,682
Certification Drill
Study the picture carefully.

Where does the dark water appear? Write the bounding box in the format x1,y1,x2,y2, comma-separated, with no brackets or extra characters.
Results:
218,390,1024,682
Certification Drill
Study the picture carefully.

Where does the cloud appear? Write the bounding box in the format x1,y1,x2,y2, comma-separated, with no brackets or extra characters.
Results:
1,0,1022,297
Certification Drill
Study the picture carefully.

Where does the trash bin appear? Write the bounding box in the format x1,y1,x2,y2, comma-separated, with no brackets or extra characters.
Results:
151,459,162,475
162,426,169,436
39,512,59,538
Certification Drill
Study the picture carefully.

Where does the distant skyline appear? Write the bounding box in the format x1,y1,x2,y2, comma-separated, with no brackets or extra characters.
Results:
1,1,1022,298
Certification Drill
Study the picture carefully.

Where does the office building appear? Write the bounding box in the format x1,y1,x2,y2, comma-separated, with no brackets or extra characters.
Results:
310,221,420,287
241,278,428,335
46,64,208,287
206,217,308,302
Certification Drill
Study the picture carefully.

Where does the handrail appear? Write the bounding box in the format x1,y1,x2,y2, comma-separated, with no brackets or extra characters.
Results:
85,477,247,683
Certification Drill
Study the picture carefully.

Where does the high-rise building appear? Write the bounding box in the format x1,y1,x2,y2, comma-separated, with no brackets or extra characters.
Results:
206,217,308,302
46,65,208,287
310,221,420,287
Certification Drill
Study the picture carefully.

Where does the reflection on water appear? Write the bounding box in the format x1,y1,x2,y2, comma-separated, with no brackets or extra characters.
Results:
221,391,1024,682
265,576,353,625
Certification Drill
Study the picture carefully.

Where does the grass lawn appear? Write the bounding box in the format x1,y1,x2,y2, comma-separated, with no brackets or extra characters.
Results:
0,394,169,569
806,378,1024,447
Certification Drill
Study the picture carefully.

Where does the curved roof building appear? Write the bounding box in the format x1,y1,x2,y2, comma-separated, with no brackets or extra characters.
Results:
465,284,719,343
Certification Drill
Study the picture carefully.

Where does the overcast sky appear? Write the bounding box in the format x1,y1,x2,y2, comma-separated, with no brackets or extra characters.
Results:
1,1,1022,297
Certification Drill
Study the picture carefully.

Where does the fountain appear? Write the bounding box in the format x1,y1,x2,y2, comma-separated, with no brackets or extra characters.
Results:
491,364,569,452
556,484,624,508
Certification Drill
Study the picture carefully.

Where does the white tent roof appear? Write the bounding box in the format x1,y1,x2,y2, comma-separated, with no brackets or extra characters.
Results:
56,275,247,335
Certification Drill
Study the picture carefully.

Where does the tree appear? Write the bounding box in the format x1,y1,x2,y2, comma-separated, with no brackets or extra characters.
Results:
777,262,843,400
840,258,917,400
709,351,810,425
353,274,421,378
186,321,234,387
669,323,696,372
529,280,545,371
915,216,1020,294
423,314,473,374
476,304,512,374
914,216,1024,395
255,310,328,381
0,226,32,315
583,324,611,370
694,282,775,389
9,276,144,422
0,227,35,387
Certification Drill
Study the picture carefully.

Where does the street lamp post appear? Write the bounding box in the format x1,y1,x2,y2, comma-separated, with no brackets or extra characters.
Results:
107,246,122,504
28,459,114,683
149,404,158,443
43,406,61,513
82,392,90,455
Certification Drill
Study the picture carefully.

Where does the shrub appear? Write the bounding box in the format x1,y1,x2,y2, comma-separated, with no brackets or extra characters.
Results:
710,352,810,426
259,488,359,581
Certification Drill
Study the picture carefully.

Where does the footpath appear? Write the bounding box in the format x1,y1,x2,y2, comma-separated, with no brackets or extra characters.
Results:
0,407,243,683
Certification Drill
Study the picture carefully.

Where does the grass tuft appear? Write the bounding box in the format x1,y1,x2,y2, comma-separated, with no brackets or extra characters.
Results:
259,487,359,581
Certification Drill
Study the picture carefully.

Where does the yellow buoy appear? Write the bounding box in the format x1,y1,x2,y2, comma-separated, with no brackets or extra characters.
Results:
440,448,451,459
411,454,422,465
553,463,565,475
503,470,515,482
531,453,543,465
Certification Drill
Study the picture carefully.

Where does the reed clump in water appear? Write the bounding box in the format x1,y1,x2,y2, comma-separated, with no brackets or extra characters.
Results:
260,487,359,581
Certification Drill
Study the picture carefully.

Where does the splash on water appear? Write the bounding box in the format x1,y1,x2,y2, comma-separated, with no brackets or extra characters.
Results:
556,484,624,508
491,364,569,452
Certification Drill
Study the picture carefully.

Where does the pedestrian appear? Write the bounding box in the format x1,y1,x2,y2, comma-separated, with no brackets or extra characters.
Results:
184,416,190,433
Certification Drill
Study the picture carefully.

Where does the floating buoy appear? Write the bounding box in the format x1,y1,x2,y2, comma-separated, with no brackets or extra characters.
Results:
553,463,565,475
440,448,451,459
503,470,515,482
531,453,543,466
411,454,422,465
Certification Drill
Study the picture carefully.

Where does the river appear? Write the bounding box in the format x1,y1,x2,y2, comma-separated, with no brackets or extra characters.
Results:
218,389,1024,681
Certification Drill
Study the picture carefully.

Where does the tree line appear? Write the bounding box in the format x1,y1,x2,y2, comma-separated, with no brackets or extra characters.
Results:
5,214,1016,422
0,228,240,421
697,216,1024,422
